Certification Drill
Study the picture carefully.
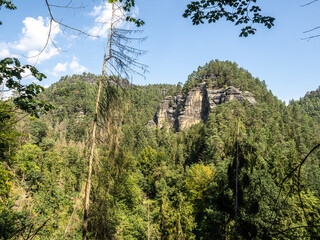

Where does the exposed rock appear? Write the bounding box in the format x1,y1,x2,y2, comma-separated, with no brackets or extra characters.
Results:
150,82,257,130
243,91,257,105
178,84,207,130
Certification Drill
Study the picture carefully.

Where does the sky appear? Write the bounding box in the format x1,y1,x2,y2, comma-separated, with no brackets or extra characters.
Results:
1,0,320,103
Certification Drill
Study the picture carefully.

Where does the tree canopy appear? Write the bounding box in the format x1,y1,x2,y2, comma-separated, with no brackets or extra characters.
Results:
183,0,275,37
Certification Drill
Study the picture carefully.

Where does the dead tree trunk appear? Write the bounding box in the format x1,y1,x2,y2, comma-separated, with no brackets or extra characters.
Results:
82,3,115,240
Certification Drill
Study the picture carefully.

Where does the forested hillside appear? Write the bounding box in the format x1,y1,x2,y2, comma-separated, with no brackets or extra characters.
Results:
296,87,320,123
1,60,320,239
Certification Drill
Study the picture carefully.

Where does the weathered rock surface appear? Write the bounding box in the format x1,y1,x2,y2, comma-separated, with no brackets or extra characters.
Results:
149,83,256,130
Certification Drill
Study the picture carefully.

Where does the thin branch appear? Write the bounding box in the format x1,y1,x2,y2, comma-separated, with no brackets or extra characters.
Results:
25,13,53,64
303,26,320,34
53,0,73,8
49,2,88,9
29,216,52,240
25,224,33,240
12,113,29,124
23,0,99,64
266,143,320,237
300,0,319,7
46,0,97,37
272,144,320,211
301,34,320,40
266,185,294,237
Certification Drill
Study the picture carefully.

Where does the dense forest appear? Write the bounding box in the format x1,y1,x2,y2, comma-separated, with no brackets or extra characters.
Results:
1,60,320,239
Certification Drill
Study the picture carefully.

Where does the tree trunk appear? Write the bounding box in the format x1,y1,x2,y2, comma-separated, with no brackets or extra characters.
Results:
147,199,150,240
82,64,104,240
82,3,115,239
235,119,240,240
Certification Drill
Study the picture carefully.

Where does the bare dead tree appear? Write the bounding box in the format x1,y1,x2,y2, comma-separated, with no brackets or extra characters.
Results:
82,2,146,239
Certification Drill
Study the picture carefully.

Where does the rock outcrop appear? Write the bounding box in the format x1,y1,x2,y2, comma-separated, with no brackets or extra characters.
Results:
149,83,256,130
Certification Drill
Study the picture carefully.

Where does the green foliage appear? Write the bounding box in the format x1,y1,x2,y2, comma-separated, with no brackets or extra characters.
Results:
30,118,48,145
0,162,13,203
183,60,269,101
111,0,145,27
0,199,28,240
16,144,42,188
38,74,97,142
0,101,19,165
296,86,320,123
1,63,320,239
138,146,160,176
183,0,275,37
185,163,215,200
0,58,55,117
0,0,16,25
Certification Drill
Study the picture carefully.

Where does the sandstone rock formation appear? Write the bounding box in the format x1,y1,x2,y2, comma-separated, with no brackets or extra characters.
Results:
148,82,256,130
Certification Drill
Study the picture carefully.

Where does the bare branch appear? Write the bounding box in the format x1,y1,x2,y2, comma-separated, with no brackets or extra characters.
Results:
49,2,88,9
303,26,320,34
45,0,98,37
25,16,55,64
301,34,320,40
300,0,320,39
300,0,319,7
266,143,320,237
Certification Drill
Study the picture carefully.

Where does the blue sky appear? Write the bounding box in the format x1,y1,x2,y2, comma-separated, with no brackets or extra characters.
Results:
1,0,320,102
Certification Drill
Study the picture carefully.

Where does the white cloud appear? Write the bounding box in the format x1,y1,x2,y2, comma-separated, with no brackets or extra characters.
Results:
3,16,62,64
0,47,10,58
88,2,127,39
13,17,60,51
89,2,113,38
54,62,68,72
0,42,18,58
50,58,88,77
27,47,60,64
69,57,87,73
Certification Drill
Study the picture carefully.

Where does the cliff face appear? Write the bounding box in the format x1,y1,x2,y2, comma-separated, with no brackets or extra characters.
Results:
148,83,256,130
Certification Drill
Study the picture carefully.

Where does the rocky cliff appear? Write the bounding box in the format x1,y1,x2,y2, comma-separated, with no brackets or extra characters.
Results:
148,82,256,130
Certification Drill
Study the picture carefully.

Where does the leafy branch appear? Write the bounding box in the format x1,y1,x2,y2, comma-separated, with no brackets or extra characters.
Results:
0,58,54,117
183,0,275,37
